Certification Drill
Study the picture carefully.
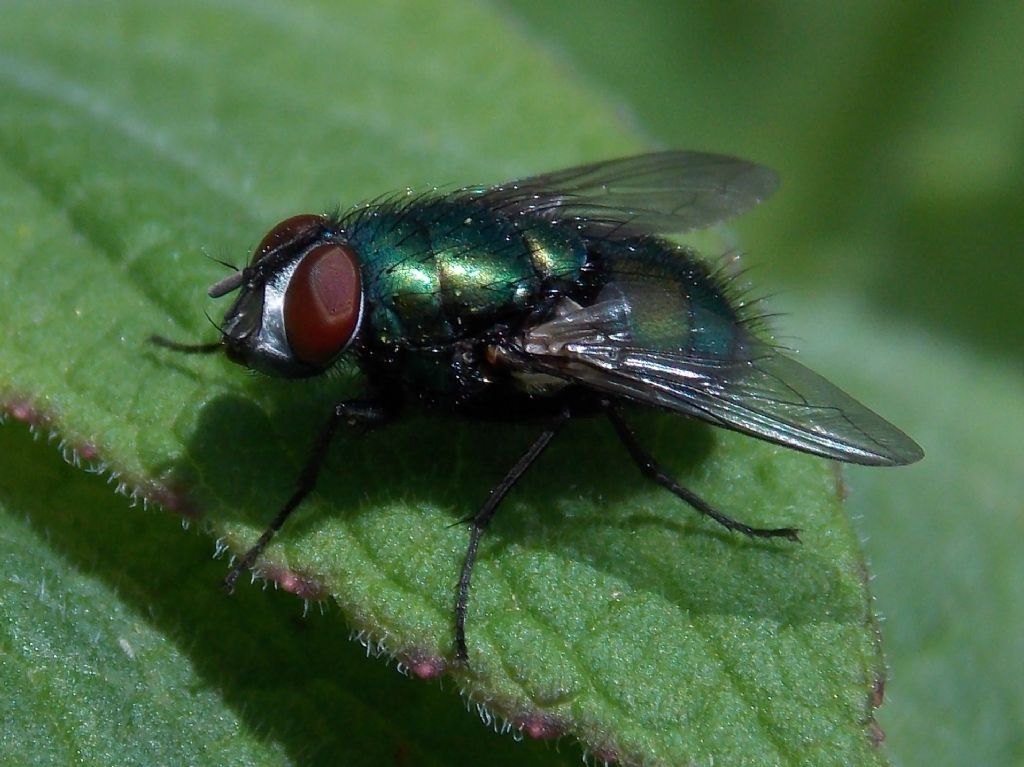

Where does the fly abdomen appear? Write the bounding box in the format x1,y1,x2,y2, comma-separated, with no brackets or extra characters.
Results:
590,238,744,361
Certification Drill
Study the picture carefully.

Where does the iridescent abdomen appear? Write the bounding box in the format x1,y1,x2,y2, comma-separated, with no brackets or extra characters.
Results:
585,237,742,362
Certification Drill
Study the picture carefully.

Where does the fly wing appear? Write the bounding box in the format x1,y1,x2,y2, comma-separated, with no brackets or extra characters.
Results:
518,291,923,467
474,151,779,236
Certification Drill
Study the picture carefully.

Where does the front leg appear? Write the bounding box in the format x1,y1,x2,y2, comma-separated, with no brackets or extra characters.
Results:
223,399,391,592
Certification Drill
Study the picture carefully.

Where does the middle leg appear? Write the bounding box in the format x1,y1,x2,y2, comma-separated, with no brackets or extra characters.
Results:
454,409,571,662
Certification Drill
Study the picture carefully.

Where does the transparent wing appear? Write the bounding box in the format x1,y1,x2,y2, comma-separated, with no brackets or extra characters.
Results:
473,151,779,236
518,294,923,466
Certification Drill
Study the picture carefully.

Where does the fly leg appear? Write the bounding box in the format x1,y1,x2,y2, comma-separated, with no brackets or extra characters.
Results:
223,400,390,592
604,403,800,541
454,409,571,662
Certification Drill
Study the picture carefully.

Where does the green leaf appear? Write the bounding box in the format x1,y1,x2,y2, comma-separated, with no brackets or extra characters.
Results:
1,1,890,765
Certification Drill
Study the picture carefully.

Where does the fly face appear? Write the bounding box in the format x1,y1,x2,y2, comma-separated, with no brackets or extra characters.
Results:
213,214,365,378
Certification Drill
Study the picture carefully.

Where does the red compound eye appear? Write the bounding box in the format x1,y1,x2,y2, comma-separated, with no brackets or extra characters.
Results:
284,243,362,367
252,214,326,263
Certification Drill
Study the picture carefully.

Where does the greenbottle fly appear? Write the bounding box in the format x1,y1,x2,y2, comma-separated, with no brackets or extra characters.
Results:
152,151,923,662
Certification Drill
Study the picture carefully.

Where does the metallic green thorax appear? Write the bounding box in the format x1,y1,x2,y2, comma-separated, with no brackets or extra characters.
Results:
337,194,741,399
343,197,585,346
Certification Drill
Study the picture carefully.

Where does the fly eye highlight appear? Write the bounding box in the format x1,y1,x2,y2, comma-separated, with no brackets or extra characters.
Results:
252,213,327,264
284,243,363,367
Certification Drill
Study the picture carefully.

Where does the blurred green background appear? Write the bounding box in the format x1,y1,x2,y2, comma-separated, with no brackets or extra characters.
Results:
504,2,1024,765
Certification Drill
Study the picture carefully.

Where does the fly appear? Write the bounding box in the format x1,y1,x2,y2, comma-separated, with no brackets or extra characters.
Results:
151,151,923,662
